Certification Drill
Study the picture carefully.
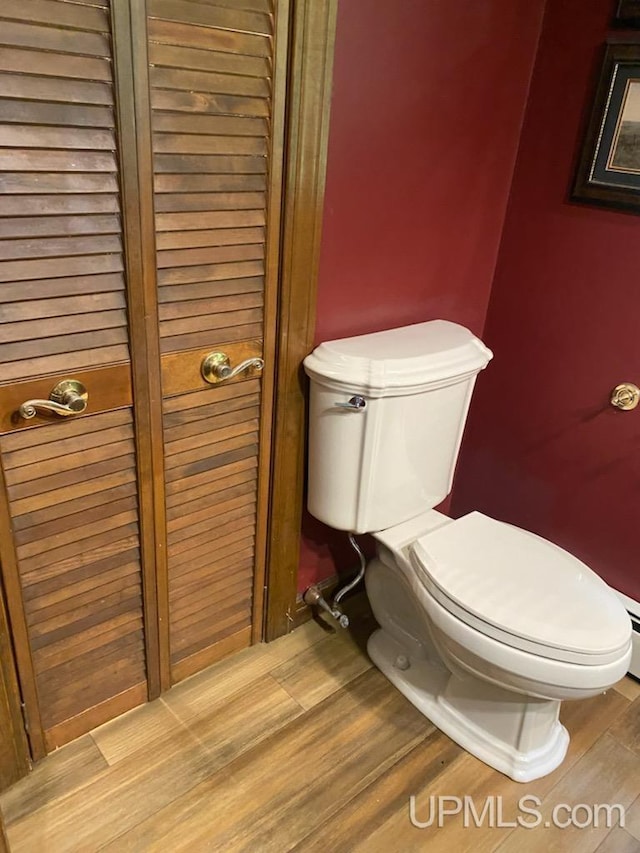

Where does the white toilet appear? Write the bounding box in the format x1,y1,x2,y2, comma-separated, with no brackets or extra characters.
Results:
303,320,632,782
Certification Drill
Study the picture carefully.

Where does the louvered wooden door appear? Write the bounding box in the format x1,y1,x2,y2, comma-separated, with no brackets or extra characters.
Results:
0,0,287,757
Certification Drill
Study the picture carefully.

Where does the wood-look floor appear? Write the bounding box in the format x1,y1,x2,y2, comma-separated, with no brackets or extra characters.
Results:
1,599,640,852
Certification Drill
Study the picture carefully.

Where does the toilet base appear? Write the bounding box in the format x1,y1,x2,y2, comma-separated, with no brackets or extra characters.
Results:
368,628,570,783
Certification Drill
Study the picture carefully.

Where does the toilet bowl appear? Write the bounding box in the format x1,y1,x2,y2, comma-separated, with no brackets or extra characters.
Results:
367,509,631,781
303,320,632,782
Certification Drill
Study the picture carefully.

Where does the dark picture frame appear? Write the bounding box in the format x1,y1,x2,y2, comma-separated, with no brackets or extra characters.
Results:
573,43,640,212
614,1,640,26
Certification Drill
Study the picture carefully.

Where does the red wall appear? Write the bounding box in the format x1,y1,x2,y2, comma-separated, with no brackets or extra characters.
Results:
298,0,546,592
452,0,640,601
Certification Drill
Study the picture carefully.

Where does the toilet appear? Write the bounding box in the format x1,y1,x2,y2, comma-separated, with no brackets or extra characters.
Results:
303,320,632,782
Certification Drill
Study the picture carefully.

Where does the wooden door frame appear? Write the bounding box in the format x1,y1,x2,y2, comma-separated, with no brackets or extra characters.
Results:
263,0,339,641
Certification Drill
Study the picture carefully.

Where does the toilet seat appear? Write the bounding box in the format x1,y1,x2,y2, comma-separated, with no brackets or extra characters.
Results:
410,512,631,666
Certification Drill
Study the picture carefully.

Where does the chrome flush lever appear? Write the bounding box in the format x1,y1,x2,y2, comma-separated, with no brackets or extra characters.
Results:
334,395,366,411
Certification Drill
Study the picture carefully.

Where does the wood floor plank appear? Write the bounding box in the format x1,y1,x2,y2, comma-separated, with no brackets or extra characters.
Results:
613,677,640,703
169,674,303,763
608,696,640,756
5,726,213,850
99,669,431,852
1,609,638,853
292,730,460,853
308,680,631,853
624,793,640,842
0,735,107,825
90,698,190,766
271,632,372,710
494,734,640,853
595,827,640,853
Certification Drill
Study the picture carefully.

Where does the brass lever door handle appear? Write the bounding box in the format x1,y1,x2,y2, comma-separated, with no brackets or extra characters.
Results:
19,379,89,420
201,352,264,384
610,383,640,411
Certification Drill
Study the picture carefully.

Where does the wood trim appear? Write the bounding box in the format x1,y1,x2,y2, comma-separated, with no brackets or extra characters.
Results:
251,0,291,643
0,457,45,760
0,575,30,791
264,0,338,640
111,0,170,697
43,682,147,753
171,627,251,683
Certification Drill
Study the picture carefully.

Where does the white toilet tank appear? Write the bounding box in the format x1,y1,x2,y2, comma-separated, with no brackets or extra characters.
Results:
303,321,493,533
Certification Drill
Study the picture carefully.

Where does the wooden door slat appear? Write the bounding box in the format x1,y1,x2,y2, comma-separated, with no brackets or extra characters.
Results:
170,536,253,583
170,550,253,595
33,612,144,671
0,294,125,327
5,423,133,470
165,435,257,485
0,328,128,363
170,570,252,623
150,88,269,117
2,409,131,452
0,49,112,84
21,522,140,575
15,488,139,541
27,561,140,615
159,307,262,338
158,260,264,285
0,214,122,241
149,42,269,79
157,245,263,270
153,133,267,156
0,21,111,58
0,273,125,303
0,125,115,150
0,150,117,172
0,99,114,129
165,421,258,468
168,481,255,534
149,0,272,37
147,18,271,58
0,72,113,105
161,323,262,353
0,234,122,261
165,450,256,500
169,517,254,569
0,0,110,33
156,208,264,230
29,583,142,642
164,401,259,447
166,464,256,518
7,453,136,502
163,377,258,414
150,65,269,99
153,153,267,175
153,112,267,136
22,548,140,596
155,190,265,211
158,276,262,303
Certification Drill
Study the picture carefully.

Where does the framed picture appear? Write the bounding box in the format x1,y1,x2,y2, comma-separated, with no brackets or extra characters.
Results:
573,43,640,212
614,1,640,26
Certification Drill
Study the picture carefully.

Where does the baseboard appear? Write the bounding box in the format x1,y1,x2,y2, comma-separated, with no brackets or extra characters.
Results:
616,590,640,680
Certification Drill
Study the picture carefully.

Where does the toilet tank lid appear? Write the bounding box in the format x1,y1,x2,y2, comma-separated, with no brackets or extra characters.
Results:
303,320,493,395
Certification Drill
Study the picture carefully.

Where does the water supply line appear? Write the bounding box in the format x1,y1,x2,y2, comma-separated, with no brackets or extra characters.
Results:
302,532,367,628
